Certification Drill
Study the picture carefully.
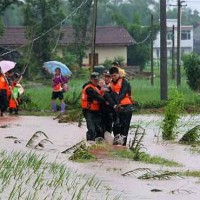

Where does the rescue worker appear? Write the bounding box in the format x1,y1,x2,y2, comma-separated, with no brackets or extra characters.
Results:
0,70,9,116
81,72,106,141
109,67,134,146
112,61,126,77
51,67,68,113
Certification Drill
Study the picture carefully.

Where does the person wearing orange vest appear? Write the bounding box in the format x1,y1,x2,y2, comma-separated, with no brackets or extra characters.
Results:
0,70,9,116
81,72,107,141
8,73,22,115
109,66,134,146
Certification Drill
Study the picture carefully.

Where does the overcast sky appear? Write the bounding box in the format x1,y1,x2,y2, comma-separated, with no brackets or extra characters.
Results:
166,0,200,12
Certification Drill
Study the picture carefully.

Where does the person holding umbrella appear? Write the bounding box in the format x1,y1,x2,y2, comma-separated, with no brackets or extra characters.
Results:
0,61,16,117
51,67,68,113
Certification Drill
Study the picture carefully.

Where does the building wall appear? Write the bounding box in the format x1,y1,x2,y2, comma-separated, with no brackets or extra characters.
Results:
193,26,200,54
153,19,193,59
83,46,127,65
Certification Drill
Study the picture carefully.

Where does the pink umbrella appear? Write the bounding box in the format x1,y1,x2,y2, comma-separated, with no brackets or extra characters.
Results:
0,60,16,73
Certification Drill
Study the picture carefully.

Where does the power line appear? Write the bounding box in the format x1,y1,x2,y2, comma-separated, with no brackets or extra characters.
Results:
135,32,151,45
0,0,90,58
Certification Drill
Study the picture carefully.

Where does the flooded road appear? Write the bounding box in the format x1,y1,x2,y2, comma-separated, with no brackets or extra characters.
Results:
1,114,200,199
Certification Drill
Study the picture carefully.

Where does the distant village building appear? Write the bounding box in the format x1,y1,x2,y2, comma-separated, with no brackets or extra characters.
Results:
0,26,135,66
153,19,193,59
193,23,200,54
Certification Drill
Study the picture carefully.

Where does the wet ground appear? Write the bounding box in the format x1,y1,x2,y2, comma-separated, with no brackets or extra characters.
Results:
1,114,200,199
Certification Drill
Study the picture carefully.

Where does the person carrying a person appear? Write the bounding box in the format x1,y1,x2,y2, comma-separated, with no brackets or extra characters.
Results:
0,70,9,117
109,66,134,146
51,67,68,113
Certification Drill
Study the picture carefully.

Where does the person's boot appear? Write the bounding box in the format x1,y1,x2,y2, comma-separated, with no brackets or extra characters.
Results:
60,103,66,113
51,102,57,112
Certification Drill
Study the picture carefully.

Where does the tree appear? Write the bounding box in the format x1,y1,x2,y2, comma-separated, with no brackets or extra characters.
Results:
23,0,65,77
0,0,21,36
0,0,21,14
68,0,93,68
2,4,24,26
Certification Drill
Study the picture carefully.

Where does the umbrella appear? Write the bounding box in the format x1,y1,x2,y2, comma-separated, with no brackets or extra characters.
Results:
0,60,16,73
43,61,72,76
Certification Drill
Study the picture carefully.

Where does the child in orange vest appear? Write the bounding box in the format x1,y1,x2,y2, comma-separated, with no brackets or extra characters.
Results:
8,73,23,115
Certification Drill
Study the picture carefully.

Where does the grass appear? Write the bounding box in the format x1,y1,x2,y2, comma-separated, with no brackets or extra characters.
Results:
189,145,200,154
111,149,182,167
181,170,200,178
20,69,200,114
0,150,118,200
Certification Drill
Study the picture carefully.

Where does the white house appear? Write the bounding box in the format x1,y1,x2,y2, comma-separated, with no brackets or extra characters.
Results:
153,19,193,59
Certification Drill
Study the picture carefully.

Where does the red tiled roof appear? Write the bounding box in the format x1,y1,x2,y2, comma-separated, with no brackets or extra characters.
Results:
0,26,135,47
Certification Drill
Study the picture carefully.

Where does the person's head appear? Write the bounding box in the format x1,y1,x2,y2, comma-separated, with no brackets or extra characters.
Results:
103,70,111,84
90,72,100,86
6,70,13,77
112,61,120,67
109,67,120,82
98,78,105,88
55,67,61,76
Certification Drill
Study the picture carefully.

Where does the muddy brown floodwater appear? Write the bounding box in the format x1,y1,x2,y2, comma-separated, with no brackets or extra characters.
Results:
1,114,200,200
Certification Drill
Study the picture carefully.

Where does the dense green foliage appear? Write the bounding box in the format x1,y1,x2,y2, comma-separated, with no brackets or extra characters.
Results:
0,0,22,36
161,89,184,140
22,0,65,77
183,53,200,91
68,0,93,68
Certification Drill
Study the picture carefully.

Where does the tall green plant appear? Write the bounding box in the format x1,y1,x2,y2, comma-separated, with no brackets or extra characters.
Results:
161,89,184,140
183,53,200,91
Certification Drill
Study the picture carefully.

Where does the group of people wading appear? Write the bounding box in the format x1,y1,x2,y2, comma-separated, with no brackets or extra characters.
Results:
81,64,134,146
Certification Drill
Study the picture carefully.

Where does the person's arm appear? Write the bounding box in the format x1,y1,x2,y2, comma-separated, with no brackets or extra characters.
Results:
118,78,131,101
103,92,116,107
61,75,68,84
86,87,105,103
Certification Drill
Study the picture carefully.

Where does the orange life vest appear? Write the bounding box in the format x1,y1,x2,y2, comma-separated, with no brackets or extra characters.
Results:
53,83,62,92
111,78,133,105
81,84,101,111
0,75,8,90
9,99,17,108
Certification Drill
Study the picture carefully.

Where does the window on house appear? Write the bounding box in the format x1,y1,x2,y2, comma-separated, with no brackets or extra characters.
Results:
181,30,191,40
156,49,160,58
167,31,173,40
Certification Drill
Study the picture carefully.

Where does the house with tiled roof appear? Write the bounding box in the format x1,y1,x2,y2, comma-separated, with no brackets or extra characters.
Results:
0,26,135,65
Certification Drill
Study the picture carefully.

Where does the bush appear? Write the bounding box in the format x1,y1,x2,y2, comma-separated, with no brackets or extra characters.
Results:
161,89,184,140
183,53,200,91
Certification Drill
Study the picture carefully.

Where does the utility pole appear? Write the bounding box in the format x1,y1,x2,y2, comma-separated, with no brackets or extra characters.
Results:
177,0,181,86
169,0,186,84
160,0,168,100
151,14,154,85
91,0,98,72
172,25,175,79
